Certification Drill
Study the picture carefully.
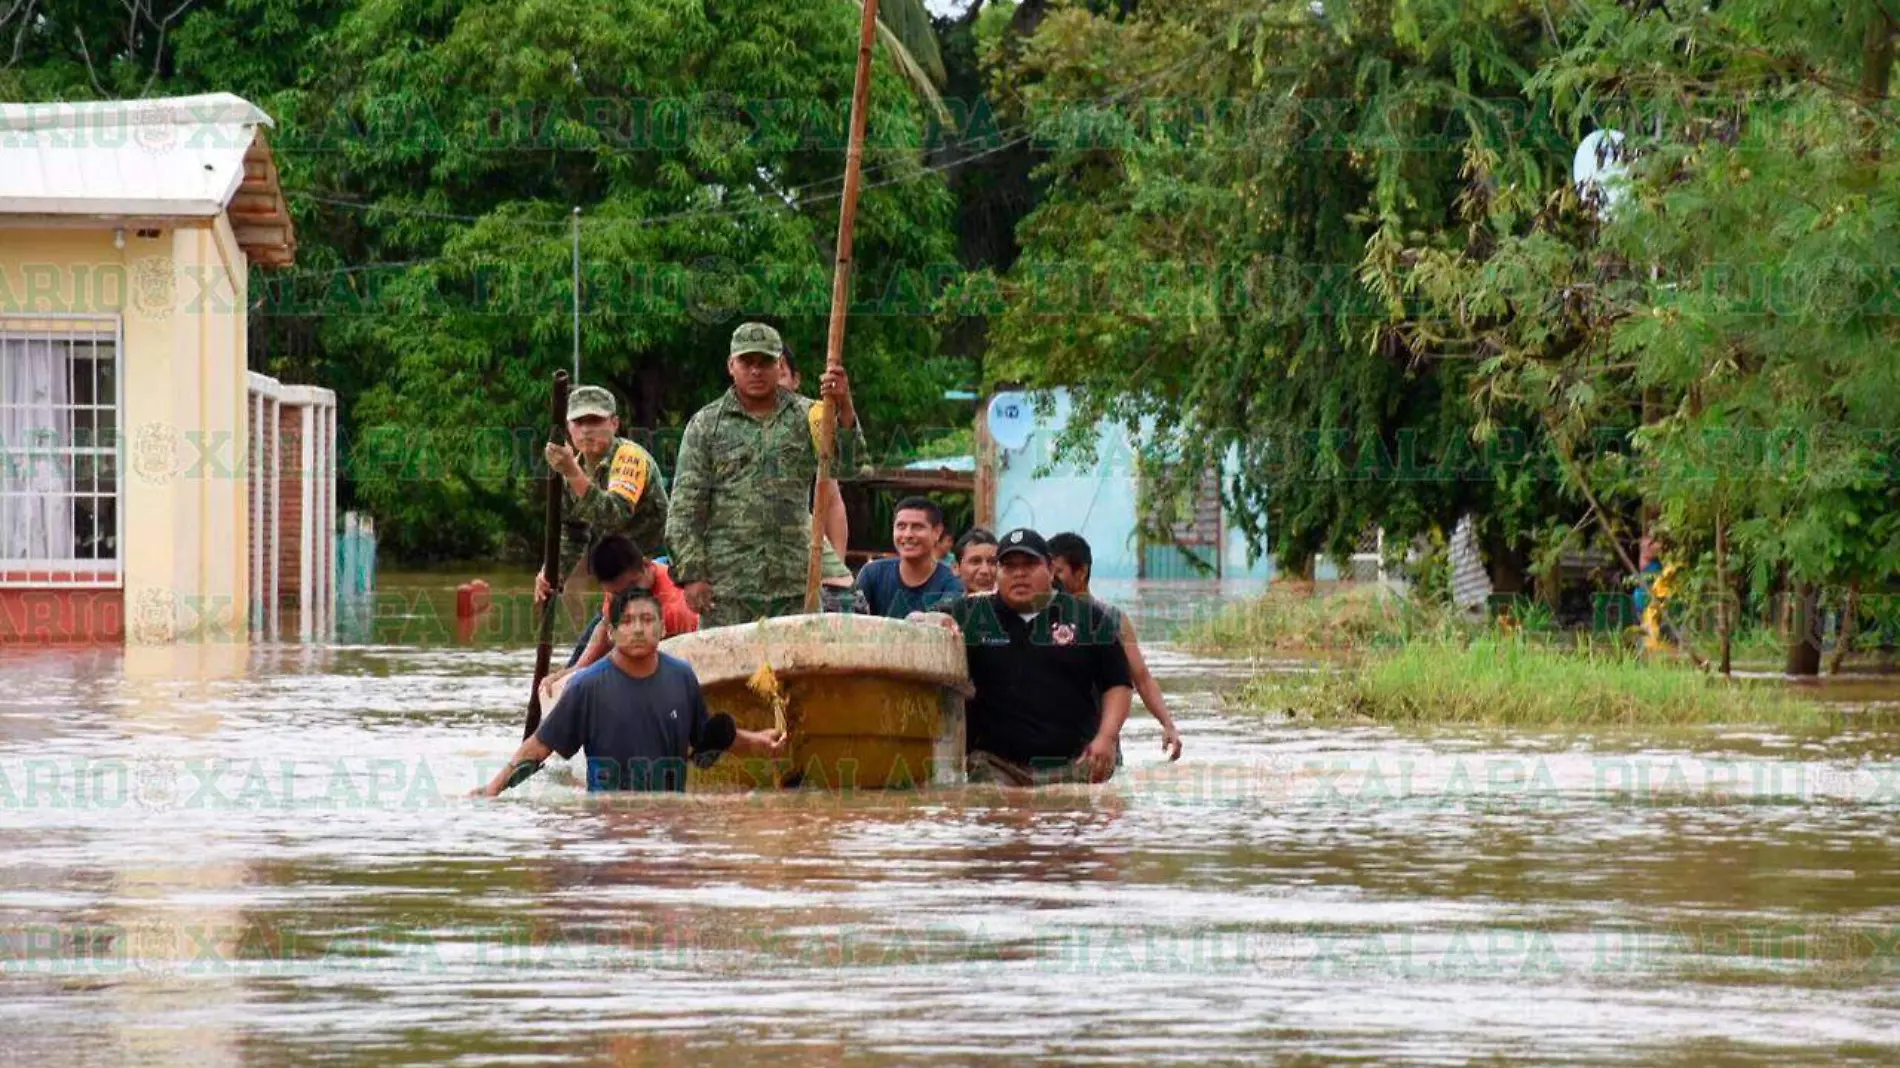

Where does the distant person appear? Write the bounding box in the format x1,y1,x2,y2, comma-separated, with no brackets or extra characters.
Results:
1048,532,1183,761
856,496,965,618
1634,534,1678,651
911,528,1131,786
477,587,783,795
779,341,857,607
935,528,956,566
953,527,999,595
558,534,697,677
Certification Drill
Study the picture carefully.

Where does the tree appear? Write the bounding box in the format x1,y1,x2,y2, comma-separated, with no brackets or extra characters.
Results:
963,0,1584,580
5,0,970,563
1401,0,1900,672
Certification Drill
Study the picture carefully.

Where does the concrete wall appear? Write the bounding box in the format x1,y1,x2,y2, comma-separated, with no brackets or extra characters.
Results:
991,390,1140,578
989,389,1275,582
0,220,250,644
276,401,303,605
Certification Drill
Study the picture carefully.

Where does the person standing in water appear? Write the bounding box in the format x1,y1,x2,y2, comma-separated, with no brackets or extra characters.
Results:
1046,532,1184,762
477,587,782,796
912,528,1132,787
855,497,964,618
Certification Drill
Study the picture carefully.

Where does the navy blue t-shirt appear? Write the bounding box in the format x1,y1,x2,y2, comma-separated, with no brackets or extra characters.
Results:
534,653,714,791
854,557,965,619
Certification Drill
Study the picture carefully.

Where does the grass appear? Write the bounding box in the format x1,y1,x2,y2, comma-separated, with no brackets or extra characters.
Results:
1236,635,1829,729
1182,584,1473,654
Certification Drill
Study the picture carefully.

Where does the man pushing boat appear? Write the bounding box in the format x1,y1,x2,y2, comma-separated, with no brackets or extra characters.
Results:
666,322,865,627
911,528,1134,786
478,586,784,796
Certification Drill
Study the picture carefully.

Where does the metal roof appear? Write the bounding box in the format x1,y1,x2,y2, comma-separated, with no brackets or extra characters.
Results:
0,93,296,265
0,92,270,217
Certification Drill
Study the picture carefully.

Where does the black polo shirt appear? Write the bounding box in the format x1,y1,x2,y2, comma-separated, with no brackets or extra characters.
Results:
943,592,1132,767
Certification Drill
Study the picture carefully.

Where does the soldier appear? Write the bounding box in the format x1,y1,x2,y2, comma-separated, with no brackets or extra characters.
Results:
667,322,865,627
533,384,669,617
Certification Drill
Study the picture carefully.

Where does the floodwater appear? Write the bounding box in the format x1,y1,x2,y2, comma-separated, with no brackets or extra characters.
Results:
4,575,1900,1065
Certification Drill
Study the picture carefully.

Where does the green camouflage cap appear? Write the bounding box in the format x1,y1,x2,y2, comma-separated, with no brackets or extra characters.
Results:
567,385,617,420
729,321,784,359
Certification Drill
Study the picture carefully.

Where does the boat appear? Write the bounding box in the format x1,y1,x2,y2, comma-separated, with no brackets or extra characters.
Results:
540,613,972,790
527,3,965,794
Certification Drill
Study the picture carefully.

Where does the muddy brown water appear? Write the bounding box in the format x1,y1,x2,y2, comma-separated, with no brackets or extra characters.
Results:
4,576,1900,1065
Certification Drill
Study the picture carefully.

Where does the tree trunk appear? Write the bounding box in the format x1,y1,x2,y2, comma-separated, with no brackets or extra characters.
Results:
1785,582,1823,677
1716,515,1732,676
1828,582,1861,675
1861,7,1895,105
632,363,665,430
1484,537,1529,597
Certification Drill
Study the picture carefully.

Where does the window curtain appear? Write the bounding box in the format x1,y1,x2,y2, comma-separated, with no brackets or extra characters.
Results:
0,336,75,560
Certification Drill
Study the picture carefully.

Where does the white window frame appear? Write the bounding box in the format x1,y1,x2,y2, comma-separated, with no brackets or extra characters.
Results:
0,314,124,588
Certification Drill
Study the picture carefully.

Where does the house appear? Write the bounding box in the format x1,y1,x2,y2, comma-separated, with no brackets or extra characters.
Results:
0,93,336,645
976,389,1276,581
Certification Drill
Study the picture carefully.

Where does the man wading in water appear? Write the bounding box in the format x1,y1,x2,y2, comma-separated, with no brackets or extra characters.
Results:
911,528,1132,786
476,587,783,795
1047,531,1184,762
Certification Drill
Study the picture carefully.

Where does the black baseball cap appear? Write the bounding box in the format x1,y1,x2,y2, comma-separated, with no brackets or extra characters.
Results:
996,527,1049,563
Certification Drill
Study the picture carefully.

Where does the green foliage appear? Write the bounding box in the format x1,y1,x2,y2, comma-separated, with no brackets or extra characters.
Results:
1396,0,1900,658
1238,635,1825,727
965,0,1584,573
3,0,971,562
977,0,1900,666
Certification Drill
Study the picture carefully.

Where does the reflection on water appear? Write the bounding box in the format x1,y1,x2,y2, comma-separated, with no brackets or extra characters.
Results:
5,580,1900,1065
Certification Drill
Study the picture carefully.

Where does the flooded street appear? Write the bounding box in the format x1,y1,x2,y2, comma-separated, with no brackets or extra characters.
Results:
4,578,1900,1065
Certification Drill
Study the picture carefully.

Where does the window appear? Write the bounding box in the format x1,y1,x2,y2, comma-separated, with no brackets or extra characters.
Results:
0,318,121,586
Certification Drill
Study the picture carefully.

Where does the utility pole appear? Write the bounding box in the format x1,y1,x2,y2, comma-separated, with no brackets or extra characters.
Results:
571,206,582,379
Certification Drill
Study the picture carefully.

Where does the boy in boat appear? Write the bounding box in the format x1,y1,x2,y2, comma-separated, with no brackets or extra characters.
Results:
779,343,852,573
666,322,866,627
779,341,862,610
952,527,999,595
1047,532,1184,762
910,528,1132,786
855,496,964,618
477,587,783,796
553,534,697,681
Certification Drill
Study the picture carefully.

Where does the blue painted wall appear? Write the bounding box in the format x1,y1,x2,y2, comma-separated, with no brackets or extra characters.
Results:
990,390,1274,581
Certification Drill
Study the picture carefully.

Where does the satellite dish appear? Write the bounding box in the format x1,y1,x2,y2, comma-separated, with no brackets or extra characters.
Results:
987,392,1034,452
1572,128,1628,217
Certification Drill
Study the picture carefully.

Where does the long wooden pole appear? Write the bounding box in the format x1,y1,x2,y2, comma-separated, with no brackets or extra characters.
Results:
805,0,881,613
525,370,571,739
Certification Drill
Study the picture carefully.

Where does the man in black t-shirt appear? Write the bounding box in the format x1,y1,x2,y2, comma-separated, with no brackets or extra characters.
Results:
911,528,1133,786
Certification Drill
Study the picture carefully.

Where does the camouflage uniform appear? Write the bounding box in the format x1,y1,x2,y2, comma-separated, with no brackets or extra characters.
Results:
667,385,867,629
558,435,669,575
554,385,670,580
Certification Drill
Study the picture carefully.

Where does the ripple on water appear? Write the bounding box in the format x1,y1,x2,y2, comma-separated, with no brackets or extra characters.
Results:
4,638,1900,1066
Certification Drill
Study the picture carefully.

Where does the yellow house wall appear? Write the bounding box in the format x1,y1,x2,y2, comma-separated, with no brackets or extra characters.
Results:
0,221,251,645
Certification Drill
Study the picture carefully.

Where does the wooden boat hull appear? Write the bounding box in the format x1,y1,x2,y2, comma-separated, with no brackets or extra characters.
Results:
539,613,970,790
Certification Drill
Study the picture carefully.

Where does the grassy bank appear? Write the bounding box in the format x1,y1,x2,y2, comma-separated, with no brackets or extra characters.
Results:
1182,585,1472,654
1186,585,1836,671
1236,636,1828,729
